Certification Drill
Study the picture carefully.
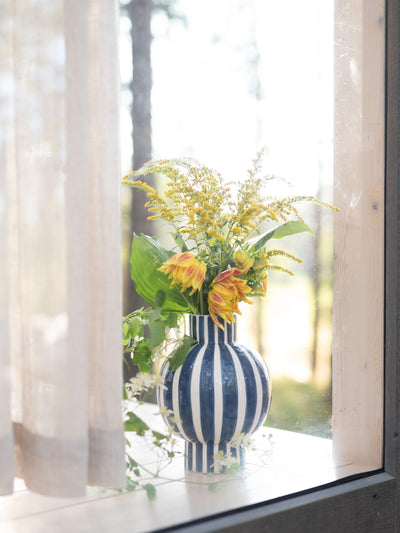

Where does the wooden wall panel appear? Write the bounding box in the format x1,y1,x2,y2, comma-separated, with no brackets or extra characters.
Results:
332,0,385,467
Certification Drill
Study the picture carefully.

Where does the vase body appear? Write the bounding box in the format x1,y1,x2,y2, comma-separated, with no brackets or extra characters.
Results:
157,315,271,474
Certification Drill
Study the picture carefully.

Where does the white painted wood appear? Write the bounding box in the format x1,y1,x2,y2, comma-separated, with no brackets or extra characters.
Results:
332,0,385,467
0,404,377,533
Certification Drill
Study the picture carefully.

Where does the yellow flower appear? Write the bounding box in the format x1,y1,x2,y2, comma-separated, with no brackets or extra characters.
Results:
158,252,206,295
208,268,252,328
253,255,269,271
233,250,254,271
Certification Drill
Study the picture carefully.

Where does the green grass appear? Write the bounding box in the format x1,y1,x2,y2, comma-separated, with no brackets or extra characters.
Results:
264,377,332,438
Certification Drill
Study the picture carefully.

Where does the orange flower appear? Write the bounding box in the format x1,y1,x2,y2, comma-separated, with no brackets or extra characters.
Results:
208,268,252,328
158,252,206,295
262,274,268,296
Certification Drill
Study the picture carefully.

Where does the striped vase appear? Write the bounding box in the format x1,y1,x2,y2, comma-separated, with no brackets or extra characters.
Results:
157,315,271,474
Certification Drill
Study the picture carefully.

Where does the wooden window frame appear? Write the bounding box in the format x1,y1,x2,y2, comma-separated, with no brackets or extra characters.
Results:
332,0,385,470
168,1,399,531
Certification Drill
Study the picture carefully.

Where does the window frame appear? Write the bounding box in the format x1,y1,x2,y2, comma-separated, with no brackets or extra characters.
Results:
164,1,399,531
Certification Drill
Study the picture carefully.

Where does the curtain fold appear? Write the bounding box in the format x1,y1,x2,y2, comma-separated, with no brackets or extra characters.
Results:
0,0,125,497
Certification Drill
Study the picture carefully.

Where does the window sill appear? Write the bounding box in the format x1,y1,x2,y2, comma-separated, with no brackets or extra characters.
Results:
1,403,378,533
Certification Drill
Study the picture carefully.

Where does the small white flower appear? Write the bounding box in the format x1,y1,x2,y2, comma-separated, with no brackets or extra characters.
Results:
170,414,182,425
231,433,254,450
157,406,174,417
128,372,166,393
211,451,240,471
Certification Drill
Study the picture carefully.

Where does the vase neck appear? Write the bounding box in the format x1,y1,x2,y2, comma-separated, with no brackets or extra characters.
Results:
189,315,237,344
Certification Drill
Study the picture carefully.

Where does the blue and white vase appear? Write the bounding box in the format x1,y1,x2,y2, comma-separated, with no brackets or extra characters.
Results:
157,315,271,474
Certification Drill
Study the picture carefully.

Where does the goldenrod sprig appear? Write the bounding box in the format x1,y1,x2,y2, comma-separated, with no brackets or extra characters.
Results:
265,249,303,264
122,152,340,327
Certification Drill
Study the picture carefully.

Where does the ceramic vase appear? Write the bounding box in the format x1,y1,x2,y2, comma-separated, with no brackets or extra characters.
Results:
157,315,271,474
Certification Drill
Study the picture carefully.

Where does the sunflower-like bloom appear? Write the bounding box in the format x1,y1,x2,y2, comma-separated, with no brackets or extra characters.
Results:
208,268,252,328
158,252,206,295
233,249,254,271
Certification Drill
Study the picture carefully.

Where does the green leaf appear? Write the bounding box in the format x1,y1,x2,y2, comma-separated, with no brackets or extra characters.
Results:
143,483,157,501
128,317,143,339
122,322,132,346
169,335,197,371
130,234,191,312
124,412,149,435
165,312,179,329
123,314,145,346
170,231,188,252
246,221,314,251
126,478,140,491
154,290,166,307
148,308,162,321
152,430,168,442
127,456,138,469
147,320,166,350
133,340,151,372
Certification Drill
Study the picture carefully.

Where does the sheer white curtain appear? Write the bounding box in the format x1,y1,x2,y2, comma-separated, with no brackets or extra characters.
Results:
0,0,125,496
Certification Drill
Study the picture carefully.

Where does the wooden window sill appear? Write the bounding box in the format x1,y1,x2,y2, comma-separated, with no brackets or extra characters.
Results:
0,402,377,533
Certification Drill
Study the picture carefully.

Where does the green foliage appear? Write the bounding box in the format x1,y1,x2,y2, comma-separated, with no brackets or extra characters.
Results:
123,399,185,500
120,151,338,498
143,483,157,501
130,234,193,312
123,402,173,500
152,430,169,445
126,478,140,491
169,335,197,371
147,319,167,350
133,340,152,372
246,220,314,251
126,455,141,478
124,412,149,435
165,312,179,328
170,231,188,252
123,307,196,374
265,377,332,438
122,152,339,324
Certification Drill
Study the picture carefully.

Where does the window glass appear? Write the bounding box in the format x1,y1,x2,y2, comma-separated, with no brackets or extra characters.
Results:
120,0,385,526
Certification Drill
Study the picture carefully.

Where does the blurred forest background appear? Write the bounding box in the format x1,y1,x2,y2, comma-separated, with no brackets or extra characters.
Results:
120,0,334,439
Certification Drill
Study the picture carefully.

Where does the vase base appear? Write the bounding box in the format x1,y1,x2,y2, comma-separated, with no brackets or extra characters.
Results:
185,441,245,474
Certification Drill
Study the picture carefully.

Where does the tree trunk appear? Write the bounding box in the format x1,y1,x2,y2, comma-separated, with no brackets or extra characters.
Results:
123,0,154,383
124,0,154,318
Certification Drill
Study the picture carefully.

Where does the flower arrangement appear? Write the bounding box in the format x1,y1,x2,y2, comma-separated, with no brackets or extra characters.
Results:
121,150,338,494
122,150,337,361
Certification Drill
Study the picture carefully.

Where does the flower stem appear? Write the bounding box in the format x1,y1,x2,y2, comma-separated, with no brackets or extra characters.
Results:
199,289,204,315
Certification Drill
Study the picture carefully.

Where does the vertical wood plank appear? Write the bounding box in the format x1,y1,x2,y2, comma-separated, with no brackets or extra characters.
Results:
385,8,400,533
332,0,385,467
